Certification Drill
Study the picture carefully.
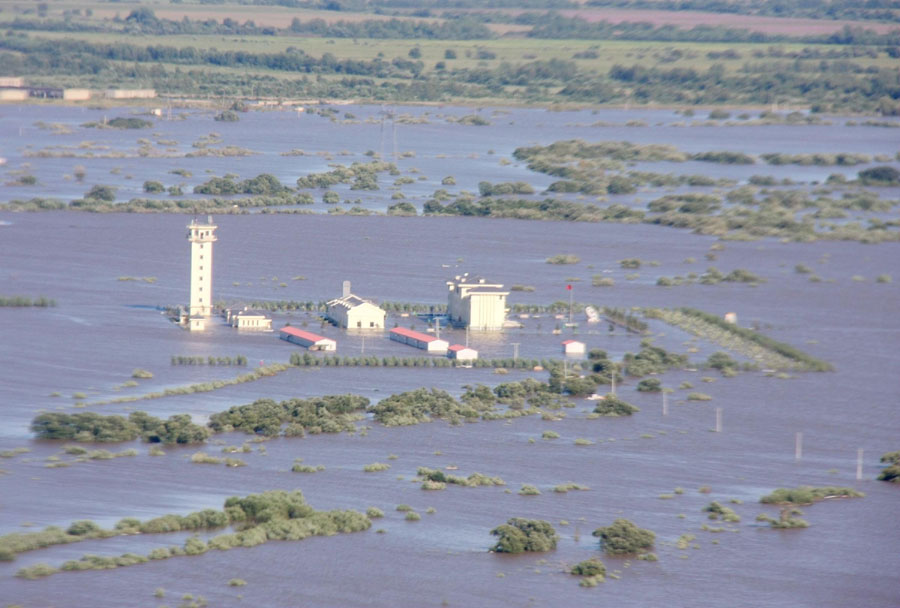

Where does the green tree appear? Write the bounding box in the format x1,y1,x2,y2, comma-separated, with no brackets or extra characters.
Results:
592,519,655,555
490,518,558,553
85,185,116,202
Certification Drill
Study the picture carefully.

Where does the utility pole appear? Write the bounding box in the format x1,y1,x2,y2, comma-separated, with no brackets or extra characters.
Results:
511,342,520,362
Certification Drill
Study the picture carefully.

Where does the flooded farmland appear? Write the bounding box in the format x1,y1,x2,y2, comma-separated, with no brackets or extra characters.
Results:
0,104,898,607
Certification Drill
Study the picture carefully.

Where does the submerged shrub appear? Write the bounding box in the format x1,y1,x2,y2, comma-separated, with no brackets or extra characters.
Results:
760,486,863,505
593,519,655,556
592,395,639,416
571,558,606,577
490,518,558,553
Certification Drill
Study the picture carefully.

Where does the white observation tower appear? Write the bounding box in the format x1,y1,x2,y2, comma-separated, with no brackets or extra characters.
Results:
187,216,217,331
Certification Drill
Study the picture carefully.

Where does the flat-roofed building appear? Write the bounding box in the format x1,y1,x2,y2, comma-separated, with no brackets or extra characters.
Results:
63,89,91,101
0,77,25,87
226,309,272,330
280,326,336,351
389,327,448,353
104,89,157,99
0,89,28,101
447,273,508,331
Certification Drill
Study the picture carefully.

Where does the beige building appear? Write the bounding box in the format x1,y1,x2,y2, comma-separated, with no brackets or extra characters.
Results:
326,281,385,329
63,89,91,101
104,89,157,99
187,217,217,331
226,309,272,330
0,77,24,87
0,89,28,101
447,274,508,331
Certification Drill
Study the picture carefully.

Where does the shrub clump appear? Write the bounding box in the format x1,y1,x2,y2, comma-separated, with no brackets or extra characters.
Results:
490,518,558,554
878,451,900,483
546,254,580,265
760,486,864,505
592,395,639,416
757,508,809,528
571,557,606,579
704,501,741,522
592,519,655,556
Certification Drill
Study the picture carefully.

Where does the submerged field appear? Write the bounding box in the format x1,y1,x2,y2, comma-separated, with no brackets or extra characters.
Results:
0,105,898,606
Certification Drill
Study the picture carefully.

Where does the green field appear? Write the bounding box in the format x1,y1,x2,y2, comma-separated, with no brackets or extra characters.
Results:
0,1,897,112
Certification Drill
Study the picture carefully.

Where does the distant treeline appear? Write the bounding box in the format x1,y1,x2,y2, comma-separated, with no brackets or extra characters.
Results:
0,10,493,39
581,0,900,23
2,34,898,112
171,355,248,366
526,15,900,44
0,296,56,307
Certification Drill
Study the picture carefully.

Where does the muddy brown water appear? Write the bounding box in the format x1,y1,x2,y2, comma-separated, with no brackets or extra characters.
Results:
0,106,898,607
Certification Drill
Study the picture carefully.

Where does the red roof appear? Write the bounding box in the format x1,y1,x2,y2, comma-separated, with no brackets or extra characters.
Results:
390,327,440,343
280,326,331,343
561,339,583,345
448,344,471,352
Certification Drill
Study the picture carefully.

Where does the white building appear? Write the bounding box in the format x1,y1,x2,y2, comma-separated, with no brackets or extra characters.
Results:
187,217,217,331
280,326,336,351
562,339,586,355
226,309,272,330
326,281,386,329
446,274,508,331
448,344,478,361
390,327,449,353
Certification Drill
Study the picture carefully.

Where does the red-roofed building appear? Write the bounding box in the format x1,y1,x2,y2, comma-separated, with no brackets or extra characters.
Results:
389,327,449,353
280,326,336,351
561,339,585,355
448,344,478,361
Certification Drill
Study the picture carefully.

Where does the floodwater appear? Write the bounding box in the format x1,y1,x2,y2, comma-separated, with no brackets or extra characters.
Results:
0,105,898,608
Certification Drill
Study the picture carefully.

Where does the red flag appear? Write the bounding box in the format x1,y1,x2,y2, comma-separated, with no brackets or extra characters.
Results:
566,284,572,290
